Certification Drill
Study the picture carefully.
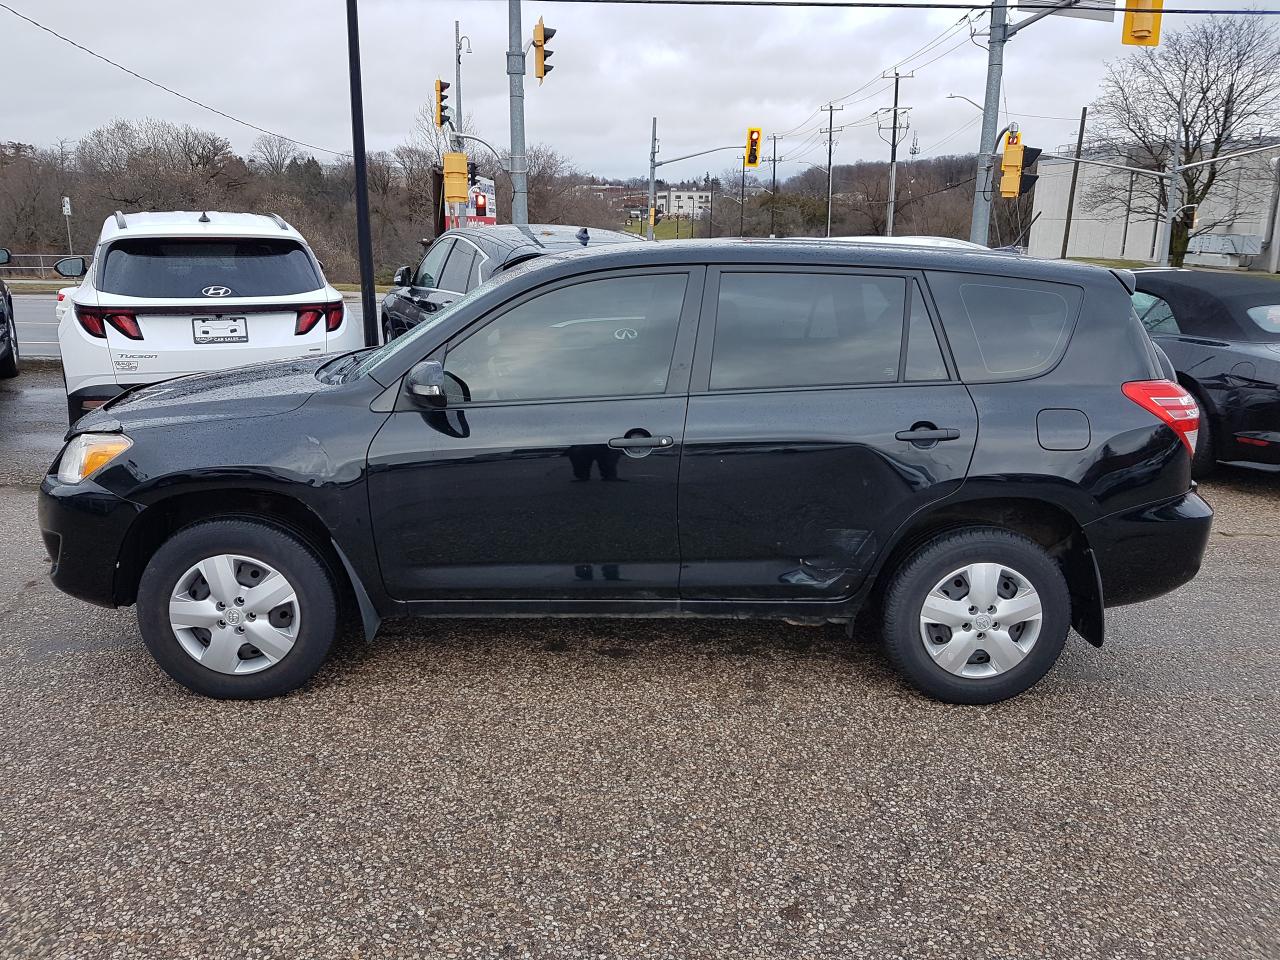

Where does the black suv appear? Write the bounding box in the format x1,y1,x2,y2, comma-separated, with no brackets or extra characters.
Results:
382,224,642,340
40,240,1211,704
0,246,18,379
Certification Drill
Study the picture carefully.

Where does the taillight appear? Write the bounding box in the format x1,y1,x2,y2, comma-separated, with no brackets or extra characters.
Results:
295,302,343,335
56,291,65,302
75,307,142,340
1123,379,1199,456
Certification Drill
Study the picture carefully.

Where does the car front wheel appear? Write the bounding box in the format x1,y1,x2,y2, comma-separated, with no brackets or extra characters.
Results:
137,519,337,699
0,315,18,379
881,527,1070,704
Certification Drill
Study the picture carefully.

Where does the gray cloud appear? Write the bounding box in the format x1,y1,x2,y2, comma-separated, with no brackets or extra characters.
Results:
0,0,1243,180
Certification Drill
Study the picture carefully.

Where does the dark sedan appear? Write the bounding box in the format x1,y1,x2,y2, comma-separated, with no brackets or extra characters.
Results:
1132,269,1280,476
381,224,643,341
0,246,17,379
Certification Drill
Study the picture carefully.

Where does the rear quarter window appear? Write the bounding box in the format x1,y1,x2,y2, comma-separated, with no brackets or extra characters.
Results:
926,272,1083,382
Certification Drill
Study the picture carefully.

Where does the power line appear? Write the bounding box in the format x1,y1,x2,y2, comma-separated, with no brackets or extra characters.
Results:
532,0,1277,11
0,2,349,157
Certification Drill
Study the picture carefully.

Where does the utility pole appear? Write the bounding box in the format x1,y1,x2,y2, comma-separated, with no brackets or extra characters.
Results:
769,134,781,237
708,187,715,238
455,22,472,130
739,156,746,236
506,0,529,225
1060,105,1088,259
647,117,658,241
968,0,1008,246
824,103,843,237
882,70,912,237
344,0,378,347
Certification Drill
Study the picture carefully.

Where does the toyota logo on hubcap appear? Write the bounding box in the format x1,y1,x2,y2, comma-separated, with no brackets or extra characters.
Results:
202,285,232,297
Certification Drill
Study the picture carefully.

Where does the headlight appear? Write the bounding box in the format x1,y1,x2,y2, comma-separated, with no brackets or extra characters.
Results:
56,433,133,485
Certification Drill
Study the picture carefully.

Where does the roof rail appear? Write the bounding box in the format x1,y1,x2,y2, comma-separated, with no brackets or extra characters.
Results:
113,211,127,229
269,213,289,231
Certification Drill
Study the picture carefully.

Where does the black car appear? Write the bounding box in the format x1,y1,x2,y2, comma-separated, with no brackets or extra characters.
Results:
0,246,18,379
1132,269,1280,476
381,224,643,341
40,239,1211,704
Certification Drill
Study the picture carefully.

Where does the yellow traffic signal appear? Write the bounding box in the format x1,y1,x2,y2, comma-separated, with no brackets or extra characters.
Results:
434,78,451,129
443,152,469,204
534,17,556,82
999,131,1041,199
1122,0,1162,46
745,127,762,168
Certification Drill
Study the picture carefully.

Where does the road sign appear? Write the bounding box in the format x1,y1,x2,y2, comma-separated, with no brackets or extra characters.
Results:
62,197,72,217
1018,0,1115,22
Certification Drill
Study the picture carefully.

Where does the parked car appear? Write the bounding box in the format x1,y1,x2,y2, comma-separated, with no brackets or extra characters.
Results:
54,211,362,423
1132,268,1280,477
0,247,17,379
382,224,643,340
40,240,1211,704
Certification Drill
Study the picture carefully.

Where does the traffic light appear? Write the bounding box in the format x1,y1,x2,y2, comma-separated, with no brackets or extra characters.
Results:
998,131,1041,199
744,127,762,168
434,78,451,128
443,152,468,204
534,17,556,82
1122,0,1162,46
467,161,478,187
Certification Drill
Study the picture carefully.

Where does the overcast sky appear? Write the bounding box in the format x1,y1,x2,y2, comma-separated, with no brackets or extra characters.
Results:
0,0,1269,182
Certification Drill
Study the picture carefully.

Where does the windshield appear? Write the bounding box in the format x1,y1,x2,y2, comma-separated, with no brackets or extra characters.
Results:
99,237,322,298
348,258,542,381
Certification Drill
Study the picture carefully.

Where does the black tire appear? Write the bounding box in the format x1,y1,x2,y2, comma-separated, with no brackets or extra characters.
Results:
0,317,18,379
881,527,1070,705
137,519,338,699
381,315,395,344
1190,407,1217,480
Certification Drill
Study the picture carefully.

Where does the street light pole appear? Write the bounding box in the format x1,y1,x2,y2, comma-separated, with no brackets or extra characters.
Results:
506,0,529,225
739,156,745,236
968,0,1007,246
344,0,378,347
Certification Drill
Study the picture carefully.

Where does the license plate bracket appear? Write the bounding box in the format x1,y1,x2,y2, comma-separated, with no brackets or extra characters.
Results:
193,316,249,344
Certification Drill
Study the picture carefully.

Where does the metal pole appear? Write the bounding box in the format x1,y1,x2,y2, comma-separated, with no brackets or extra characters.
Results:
769,134,779,237
968,0,1007,246
824,103,842,237
887,72,900,237
507,0,529,225
739,157,746,236
455,20,463,130
708,186,714,239
1059,106,1088,259
647,117,657,241
64,214,73,256
1159,170,1179,267
1120,171,1134,257
345,0,378,347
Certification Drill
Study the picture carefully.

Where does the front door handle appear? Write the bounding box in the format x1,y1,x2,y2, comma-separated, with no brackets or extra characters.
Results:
895,427,961,442
609,435,675,450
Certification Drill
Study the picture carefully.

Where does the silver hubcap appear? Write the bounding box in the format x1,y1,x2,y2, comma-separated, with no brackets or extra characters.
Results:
169,554,300,675
918,562,1043,679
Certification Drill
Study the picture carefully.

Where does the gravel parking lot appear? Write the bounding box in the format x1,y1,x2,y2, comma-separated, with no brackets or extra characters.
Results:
1,362,1276,959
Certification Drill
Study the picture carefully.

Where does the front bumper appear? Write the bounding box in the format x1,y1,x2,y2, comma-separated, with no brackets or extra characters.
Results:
38,475,141,608
1085,490,1213,608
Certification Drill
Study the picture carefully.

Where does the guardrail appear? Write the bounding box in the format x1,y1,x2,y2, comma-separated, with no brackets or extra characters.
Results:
0,253,90,280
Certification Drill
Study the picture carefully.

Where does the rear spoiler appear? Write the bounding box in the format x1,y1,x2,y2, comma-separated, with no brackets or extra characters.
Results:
1110,268,1136,294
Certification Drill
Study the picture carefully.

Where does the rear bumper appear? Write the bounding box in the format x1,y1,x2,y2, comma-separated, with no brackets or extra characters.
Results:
38,475,140,608
1085,491,1213,607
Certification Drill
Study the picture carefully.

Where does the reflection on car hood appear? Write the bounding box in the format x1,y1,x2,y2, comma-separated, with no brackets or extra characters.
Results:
77,356,326,434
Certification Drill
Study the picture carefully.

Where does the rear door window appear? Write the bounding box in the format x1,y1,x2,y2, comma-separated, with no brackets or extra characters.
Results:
414,239,452,289
905,281,948,381
927,272,1082,381
98,237,320,298
709,271,907,390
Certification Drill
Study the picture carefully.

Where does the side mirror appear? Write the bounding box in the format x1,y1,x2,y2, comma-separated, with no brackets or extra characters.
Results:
0,248,10,266
55,256,87,279
406,359,447,407
393,266,412,287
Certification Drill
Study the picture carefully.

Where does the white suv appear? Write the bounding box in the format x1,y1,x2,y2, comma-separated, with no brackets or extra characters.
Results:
55,211,363,422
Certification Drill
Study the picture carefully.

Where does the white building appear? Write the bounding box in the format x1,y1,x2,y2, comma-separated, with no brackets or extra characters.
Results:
1028,144,1280,272
657,189,712,218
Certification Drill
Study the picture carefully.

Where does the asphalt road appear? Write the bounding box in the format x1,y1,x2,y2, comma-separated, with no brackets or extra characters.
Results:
9,292,368,359
1,363,1277,959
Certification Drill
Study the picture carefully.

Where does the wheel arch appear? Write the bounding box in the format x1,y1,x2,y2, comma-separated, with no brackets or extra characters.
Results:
869,495,1104,647
113,488,376,637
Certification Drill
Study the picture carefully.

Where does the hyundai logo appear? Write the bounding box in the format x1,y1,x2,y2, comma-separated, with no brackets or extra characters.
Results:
201,285,232,298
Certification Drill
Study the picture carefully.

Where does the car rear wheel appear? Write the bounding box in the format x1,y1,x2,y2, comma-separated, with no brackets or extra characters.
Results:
881,527,1070,704
137,519,337,699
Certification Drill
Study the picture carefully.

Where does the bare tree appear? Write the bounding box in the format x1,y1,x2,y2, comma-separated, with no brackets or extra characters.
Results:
1084,15,1280,265
251,134,300,178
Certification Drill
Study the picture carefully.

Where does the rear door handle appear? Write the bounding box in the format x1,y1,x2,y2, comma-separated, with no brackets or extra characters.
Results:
895,427,961,442
609,435,675,449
